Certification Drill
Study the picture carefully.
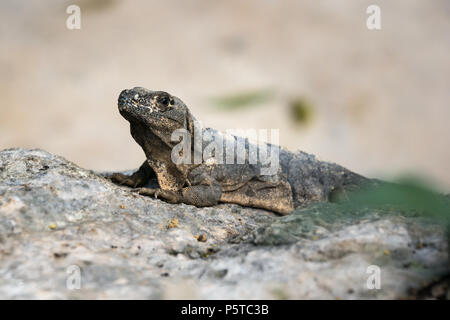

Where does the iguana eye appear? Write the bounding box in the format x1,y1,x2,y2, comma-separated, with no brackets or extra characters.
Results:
157,95,170,107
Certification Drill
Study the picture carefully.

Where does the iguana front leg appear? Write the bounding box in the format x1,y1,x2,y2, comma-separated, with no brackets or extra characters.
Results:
110,161,154,188
134,174,222,207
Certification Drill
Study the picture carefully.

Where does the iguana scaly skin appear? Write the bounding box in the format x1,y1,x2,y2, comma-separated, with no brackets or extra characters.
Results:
110,87,369,215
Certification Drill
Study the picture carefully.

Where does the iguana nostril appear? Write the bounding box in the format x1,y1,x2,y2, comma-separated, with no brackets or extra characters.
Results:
118,90,128,105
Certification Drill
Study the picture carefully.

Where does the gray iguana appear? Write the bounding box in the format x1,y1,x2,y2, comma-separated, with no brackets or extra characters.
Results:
110,87,370,215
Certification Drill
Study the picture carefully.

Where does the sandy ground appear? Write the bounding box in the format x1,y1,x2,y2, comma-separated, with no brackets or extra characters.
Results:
1,0,449,190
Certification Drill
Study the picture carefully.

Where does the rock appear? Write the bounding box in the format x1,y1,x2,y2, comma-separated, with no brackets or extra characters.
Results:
0,148,448,299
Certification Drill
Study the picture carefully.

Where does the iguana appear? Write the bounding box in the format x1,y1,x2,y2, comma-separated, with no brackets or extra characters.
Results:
110,87,369,215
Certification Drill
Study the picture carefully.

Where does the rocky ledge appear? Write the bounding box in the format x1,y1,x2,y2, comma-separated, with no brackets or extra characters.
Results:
0,148,448,299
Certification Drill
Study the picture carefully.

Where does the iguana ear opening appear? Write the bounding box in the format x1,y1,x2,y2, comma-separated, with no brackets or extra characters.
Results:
185,108,198,138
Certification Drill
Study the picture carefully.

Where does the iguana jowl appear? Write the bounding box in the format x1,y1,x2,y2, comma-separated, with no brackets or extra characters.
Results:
111,87,369,215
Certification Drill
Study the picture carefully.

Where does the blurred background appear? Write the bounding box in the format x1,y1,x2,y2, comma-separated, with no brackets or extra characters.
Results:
1,0,449,190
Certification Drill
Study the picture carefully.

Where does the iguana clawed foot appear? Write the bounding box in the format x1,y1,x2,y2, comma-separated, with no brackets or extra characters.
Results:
131,187,182,204
109,173,144,188
109,161,154,188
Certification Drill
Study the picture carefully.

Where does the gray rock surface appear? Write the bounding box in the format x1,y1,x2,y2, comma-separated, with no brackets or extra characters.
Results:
0,148,448,299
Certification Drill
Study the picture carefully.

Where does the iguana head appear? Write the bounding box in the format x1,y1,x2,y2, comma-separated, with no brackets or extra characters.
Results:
118,87,197,144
